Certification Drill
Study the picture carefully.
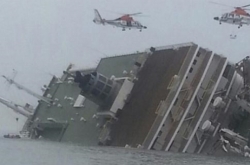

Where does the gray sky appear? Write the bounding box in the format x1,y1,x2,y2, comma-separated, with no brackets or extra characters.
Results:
0,0,250,134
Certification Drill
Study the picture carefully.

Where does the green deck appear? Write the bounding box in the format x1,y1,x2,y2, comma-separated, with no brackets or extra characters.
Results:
97,53,144,77
30,52,145,145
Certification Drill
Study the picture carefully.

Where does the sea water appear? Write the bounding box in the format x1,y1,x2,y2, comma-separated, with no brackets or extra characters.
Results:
0,138,249,165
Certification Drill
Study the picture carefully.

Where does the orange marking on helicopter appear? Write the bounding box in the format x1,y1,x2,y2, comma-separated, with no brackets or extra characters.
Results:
231,8,250,16
120,15,134,21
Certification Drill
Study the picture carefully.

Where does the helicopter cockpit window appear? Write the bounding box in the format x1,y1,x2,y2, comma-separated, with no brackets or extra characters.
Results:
121,20,126,25
222,13,228,18
228,13,234,18
133,21,141,26
132,21,138,26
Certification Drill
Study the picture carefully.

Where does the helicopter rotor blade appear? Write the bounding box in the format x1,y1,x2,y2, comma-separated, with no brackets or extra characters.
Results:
127,12,142,16
99,9,125,15
210,1,250,10
101,9,144,16
241,4,250,8
134,15,149,17
209,1,235,8
127,13,149,17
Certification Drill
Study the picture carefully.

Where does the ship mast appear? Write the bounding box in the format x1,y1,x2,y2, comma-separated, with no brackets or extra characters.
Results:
2,75,52,104
0,97,32,117
14,103,34,113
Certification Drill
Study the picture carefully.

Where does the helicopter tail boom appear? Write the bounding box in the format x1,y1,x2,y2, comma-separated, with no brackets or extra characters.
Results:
93,9,105,25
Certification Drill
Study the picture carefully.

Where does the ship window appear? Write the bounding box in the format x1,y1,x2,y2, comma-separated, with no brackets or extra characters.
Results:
104,85,111,93
100,93,107,100
174,98,178,106
91,89,100,96
211,98,214,104
99,75,106,82
189,67,193,73
196,52,201,57
193,60,197,65
158,131,162,137
96,81,105,90
135,61,141,67
107,79,113,85
92,72,97,76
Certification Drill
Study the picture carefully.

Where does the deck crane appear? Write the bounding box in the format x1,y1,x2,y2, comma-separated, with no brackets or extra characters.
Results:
2,75,53,104
0,97,32,117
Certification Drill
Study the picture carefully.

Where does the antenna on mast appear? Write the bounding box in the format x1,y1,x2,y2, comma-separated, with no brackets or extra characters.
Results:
4,69,17,90
2,74,53,104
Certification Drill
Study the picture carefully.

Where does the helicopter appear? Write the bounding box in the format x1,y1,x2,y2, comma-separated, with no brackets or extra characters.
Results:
93,9,147,31
212,2,250,28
